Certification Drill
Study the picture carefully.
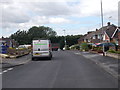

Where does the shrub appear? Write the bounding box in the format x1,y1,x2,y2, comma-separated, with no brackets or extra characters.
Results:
80,43,89,51
88,44,92,49
116,51,120,54
107,49,120,54
107,49,116,53
65,45,70,50
70,44,80,50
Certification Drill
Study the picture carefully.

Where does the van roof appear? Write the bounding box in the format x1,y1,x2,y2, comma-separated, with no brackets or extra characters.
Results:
33,38,50,40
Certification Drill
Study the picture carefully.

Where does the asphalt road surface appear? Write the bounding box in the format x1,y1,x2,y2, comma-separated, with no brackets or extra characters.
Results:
2,51,118,88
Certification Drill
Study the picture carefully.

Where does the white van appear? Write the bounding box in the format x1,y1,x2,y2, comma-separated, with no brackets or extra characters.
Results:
32,39,52,60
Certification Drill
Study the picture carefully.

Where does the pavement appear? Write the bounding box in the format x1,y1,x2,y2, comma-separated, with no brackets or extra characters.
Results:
0,52,29,59
0,54,31,69
73,50,119,79
2,51,118,88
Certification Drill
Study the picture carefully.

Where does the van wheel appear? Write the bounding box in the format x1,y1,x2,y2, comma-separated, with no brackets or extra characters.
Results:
32,57,35,60
48,56,52,60
47,57,51,60
48,53,52,60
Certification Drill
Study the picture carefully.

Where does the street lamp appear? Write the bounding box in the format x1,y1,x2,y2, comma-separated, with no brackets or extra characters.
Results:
100,0,105,56
63,30,66,49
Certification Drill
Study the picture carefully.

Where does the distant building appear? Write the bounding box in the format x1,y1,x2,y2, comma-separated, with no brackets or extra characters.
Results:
0,37,19,47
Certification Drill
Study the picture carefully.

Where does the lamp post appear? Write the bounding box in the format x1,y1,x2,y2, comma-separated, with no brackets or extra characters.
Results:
100,0,105,56
63,30,66,49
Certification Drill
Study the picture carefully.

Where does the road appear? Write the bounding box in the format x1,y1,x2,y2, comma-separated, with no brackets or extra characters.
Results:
2,51,118,88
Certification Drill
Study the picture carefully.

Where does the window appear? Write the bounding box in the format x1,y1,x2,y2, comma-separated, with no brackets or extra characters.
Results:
93,35,95,39
98,35,101,39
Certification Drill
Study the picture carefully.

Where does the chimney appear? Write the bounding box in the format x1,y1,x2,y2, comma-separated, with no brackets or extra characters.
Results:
2,36,4,39
96,29,98,31
107,22,111,26
87,31,93,34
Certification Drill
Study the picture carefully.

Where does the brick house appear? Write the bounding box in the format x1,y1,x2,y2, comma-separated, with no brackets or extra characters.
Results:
78,34,87,44
83,31,95,43
78,22,118,45
79,29,103,44
103,25,118,45
118,28,120,46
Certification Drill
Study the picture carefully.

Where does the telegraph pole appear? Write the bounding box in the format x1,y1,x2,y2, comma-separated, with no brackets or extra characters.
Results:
101,0,105,56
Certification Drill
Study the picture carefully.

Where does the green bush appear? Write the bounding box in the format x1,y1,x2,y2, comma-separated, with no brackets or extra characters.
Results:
107,49,120,54
65,45,70,50
70,44,80,50
108,49,116,53
116,51,120,54
80,43,89,51
88,44,92,49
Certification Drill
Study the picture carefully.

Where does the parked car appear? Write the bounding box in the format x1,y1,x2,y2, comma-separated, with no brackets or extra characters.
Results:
32,39,52,60
18,45,31,49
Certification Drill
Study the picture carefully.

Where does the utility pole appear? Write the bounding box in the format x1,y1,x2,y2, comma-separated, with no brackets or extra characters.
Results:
101,0,105,56
63,30,66,49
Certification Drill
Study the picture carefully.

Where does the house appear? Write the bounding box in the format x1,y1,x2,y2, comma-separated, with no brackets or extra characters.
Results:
78,34,87,44
80,29,103,44
78,22,119,46
92,22,117,44
118,28,120,46
103,23,118,45
0,37,19,47
83,31,95,43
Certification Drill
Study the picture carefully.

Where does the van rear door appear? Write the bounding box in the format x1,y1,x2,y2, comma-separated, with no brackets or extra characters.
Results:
33,40,49,51
32,39,52,60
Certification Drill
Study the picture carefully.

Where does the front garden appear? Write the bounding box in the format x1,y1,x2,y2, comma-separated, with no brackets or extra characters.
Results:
69,42,120,59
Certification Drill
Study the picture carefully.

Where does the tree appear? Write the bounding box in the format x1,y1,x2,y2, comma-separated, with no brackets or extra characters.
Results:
10,30,28,45
10,26,57,45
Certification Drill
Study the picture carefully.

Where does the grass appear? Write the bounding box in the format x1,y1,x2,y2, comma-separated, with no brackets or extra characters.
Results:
107,49,120,54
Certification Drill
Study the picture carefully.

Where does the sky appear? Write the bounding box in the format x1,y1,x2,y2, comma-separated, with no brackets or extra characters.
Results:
0,0,119,37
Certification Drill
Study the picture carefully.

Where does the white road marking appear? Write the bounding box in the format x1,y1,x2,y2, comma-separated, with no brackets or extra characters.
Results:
3,70,8,73
2,68,14,74
7,68,13,71
74,53,81,55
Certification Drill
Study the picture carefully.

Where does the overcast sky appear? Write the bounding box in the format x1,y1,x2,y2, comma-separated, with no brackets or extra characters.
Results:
0,0,119,37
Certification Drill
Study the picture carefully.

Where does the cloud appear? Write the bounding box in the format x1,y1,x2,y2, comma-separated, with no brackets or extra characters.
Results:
0,0,119,37
78,0,118,21
1,2,30,23
30,16,70,24
49,17,70,24
22,1,72,16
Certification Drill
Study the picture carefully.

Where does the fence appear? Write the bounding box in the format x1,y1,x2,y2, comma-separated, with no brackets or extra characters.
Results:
7,48,30,55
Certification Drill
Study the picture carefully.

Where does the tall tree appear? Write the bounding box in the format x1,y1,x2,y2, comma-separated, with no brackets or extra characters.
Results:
10,26,57,45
